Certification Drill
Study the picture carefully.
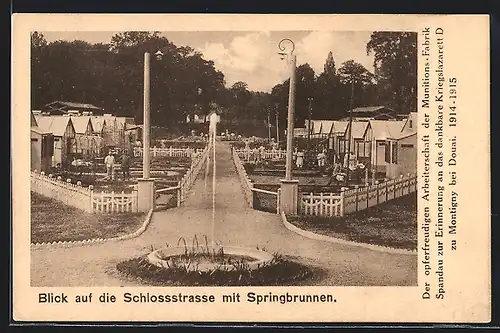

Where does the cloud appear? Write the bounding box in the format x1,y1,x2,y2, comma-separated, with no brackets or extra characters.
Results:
296,31,374,75
198,31,375,92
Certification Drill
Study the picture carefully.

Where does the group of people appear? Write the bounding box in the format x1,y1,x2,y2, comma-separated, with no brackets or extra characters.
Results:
292,148,328,170
104,150,131,181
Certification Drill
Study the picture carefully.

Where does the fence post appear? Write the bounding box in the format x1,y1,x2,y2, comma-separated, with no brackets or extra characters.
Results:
367,184,369,208
319,192,324,216
177,187,181,207
385,178,389,202
277,188,281,214
354,185,359,213
340,188,345,216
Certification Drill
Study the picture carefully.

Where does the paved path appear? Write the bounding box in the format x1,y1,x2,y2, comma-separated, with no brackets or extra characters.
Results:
31,141,416,287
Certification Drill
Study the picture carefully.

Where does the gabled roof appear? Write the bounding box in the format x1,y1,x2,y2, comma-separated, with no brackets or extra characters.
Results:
34,115,74,136
70,116,93,134
31,111,38,127
401,112,418,133
319,120,334,134
332,121,349,134
345,121,370,139
44,101,104,112
31,126,52,135
310,120,334,135
90,116,107,133
365,120,406,140
350,106,396,114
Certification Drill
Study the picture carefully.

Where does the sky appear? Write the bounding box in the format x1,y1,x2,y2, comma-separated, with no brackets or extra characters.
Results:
42,31,375,93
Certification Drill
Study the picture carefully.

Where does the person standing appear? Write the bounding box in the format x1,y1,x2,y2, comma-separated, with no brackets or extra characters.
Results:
104,151,115,181
296,150,304,169
317,150,326,169
121,151,130,180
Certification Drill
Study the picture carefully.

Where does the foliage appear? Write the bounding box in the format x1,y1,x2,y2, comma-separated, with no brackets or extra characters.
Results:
367,31,417,113
31,31,417,135
116,236,314,286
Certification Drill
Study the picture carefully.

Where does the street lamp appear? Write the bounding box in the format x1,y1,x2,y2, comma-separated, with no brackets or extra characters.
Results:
137,48,165,212
278,38,297,181
277,38,299,215
307,97,313,150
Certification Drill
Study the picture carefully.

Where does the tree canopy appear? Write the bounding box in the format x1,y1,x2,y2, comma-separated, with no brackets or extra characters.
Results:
31,31,417,134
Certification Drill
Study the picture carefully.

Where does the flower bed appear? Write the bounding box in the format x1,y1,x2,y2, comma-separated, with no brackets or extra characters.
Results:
117,253,313,286
31,192,146,243
286,193,417,250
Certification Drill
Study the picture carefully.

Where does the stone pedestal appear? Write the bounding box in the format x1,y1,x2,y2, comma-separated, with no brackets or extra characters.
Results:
137,178,155,212
280,179,299,215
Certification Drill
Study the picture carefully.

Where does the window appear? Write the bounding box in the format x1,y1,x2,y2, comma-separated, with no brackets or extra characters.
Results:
392,142,398,164
401,144,414,148
385,142,391,163
355,140,370,158
31,138,38,142
338,138,346,154
409,120,413,129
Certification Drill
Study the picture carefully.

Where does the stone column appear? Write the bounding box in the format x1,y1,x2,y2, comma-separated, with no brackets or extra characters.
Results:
280,179,299,215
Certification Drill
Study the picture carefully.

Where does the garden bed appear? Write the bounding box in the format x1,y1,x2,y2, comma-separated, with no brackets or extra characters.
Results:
31,192,146,244
51,155,191,193
287,193,417,250
116,253,314,286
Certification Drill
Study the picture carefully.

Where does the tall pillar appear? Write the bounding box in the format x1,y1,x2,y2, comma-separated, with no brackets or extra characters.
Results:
143,52,151,180
285,54,296,180
137,52,155,212
281,50,298,214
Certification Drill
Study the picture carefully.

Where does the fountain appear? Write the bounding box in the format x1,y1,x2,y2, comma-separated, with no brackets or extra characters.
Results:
117,44,315,285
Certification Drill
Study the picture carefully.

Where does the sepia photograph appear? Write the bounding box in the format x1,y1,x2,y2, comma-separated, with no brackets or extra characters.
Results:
29,29,418,288
12,13,491,323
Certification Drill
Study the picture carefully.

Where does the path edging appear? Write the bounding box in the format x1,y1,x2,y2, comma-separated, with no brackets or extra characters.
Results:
30,208,154,250
280,212,417,255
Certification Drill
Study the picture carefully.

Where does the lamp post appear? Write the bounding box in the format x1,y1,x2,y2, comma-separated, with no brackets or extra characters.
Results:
267,107,272,144
307,97,313,150
137,49,164,212
143,52,151,180
279,38,297,181
278,38,299,214
346,76,355,182
275,103,279,146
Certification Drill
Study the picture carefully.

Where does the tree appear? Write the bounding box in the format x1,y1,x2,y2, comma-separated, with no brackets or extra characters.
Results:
366,31,417,113
316,51,343,119
337,60,378,113
323,51,336,79
295,63,316,126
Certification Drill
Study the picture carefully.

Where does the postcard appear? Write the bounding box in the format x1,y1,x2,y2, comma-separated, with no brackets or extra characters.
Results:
12,13,490,323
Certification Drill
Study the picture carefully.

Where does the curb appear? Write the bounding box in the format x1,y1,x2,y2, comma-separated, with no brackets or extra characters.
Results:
280,212,417,255
30,208,154,250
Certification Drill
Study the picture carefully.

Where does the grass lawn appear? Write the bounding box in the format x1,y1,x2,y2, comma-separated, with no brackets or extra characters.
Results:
287,193,417,250
31,192,146,244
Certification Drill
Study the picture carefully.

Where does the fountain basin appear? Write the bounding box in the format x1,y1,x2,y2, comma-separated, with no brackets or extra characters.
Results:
147,246,274,272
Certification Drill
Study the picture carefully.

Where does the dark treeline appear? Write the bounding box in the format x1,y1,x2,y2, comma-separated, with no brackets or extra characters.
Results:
31,31,416,129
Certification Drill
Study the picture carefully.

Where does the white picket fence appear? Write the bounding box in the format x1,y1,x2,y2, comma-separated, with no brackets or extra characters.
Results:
31,171,138,213
134,146,203,158
232,148,281,214
232,148,255,207
300,192,343,217
299,173,417,217
178,144,210,203
342,173,417,215
234,149,287,162
91,190,138,213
